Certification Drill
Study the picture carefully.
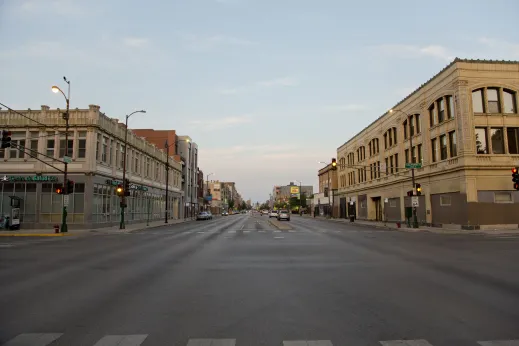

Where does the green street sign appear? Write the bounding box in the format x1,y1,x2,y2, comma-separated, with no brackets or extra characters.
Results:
405,163,422,169
63,156,72,163
1,175,58,182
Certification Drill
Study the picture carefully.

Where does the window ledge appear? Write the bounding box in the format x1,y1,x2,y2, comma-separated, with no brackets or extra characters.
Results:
429,117,455,131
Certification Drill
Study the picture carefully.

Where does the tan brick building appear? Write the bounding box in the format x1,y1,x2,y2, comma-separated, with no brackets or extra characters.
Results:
336,59,519,229
312,164,338,217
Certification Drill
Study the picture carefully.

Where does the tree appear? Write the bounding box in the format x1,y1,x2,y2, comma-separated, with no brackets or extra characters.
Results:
228,199,235,210
240,201,247,210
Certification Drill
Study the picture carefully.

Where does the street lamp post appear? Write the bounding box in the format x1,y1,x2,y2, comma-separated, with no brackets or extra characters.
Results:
51,77,70,233
120,110,146,229
390,109,418,228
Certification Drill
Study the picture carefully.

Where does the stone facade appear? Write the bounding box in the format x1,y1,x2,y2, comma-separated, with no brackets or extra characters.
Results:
336,59,519,229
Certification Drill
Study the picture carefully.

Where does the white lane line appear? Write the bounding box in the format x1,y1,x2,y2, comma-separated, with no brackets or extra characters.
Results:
380,340,434,346
288,230,296,233
274,236,285,239
2,333,63,346
243,230,251,233
274,230,281,233
283,341,333,346
197,231,205,234
93,335,148,346
187,339,236,346
228,230,236,233
258,230,266,233
478,341,519,346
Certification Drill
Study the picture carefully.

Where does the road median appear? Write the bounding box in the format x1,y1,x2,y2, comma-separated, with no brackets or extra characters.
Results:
267,218,293,230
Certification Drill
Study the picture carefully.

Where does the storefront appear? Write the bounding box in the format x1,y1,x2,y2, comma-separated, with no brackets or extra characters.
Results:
0,173,182,229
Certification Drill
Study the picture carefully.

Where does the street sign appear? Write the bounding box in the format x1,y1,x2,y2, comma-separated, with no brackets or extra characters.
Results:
63,156,72,163
405,163,422,169
63,195,69,207
411,196,419,207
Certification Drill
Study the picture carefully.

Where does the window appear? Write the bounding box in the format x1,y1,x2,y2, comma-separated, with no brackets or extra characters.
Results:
487,88,500,113
431,138,438,162
475,128,488,154
403,120,408,139
389,156,393,174
101,137,108,162
388,130,392,146
417,144,423,163
393,128,397,143
146,158,150,177
77,131,86,158
495,192,512,203
472,89,484,113
96,134,101,161
384,133,387,149
507,127,519,154
9,132,26,159
120,144,125,168
46,132,55,158
411,146,416,163
449,131,457,157
503,89,517,114
447,96,454,119
394,153,398,171
385,158,389,174
409,117,415,137
368,142,372,157
440,195,451,206
376,138,379,153
59,132,73,158
438,98,445,123
429,104,437,127
440,135,448,160
415,114,421,134
405,149,409,164
490,128,504,154
134,153,139,173
389,199,397,207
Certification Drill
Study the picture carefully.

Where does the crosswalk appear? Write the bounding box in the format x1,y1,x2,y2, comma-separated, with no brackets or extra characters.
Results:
2,334,519,346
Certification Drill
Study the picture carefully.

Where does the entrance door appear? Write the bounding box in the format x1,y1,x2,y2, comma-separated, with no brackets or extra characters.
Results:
372,197,382,221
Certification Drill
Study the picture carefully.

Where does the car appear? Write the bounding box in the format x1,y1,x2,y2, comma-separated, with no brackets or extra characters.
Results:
277,209,290,221
206,212,213,219
269,210,278,218
222,211,229,216
196,212,210,220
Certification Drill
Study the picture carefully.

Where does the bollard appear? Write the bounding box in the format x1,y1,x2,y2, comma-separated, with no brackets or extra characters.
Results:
54,224,60,233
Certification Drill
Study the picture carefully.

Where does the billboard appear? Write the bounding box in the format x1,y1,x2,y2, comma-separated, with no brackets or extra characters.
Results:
290,186,300,198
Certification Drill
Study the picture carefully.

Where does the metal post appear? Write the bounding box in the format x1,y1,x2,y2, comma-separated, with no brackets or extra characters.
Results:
327,169,331,217
165,141,169,223
409,115,418,228
61,83,70,233
120,115,129,229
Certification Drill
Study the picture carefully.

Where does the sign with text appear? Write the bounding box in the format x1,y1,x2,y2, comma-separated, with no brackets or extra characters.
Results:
405,163,422,169
105,179,149,191
0,175,58,182
412,196,419,207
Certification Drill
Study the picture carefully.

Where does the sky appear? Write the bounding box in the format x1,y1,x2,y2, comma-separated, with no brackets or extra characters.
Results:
1,0,519,203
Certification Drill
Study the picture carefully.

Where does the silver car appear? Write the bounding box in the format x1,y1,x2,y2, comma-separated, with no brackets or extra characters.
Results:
277,209,290,221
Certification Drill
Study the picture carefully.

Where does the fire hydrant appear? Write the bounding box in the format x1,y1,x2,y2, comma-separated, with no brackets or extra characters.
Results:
54,224,60,233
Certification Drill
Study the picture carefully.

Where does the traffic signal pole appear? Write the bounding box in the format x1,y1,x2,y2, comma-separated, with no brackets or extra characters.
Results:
61,79,70,233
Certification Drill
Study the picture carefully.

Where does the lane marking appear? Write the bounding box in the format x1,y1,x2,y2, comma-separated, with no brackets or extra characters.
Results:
243,230,251,233
274,230,281,233
197,231,205,234
380,340,434,346
2,333,63,346
478,341,519,346
274,236,285,239
284,341,333,346
93,334,148,346
258,230,266,233
187,339,236,346
288,230,296,233
228,230,236,233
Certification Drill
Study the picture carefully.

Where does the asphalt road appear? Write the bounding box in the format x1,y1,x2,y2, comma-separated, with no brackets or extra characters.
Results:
1,214,518,346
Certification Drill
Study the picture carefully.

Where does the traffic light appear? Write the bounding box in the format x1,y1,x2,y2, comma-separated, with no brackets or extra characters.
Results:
124,179,130,196
331,158,337,170
116,184,124,196
407,190,413,197
55,184,64,194
66,180,74,194
512,167,519,190
1,130,12,149
415,183,422,195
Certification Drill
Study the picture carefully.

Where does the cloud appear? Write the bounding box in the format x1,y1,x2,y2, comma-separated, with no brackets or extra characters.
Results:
478,37,519,59
375,44,455,61
256,77,299,87
322,104,368,112
189,115,253,131
179,33,255,51
123,37,149,48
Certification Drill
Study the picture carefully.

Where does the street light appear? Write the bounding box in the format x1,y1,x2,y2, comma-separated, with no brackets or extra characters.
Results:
206,172,214,211
120,109,146,229
164,138,189,223
51,77,70,233
294,179,303,214
390,108,418,228
318,161,332,217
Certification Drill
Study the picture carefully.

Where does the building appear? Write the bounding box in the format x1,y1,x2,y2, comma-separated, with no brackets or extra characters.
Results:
177,136,198,218
0,105,183,229
312,163,338,217
336,58,519,229
197,168,205,212
272,182,313,202
207,180,226,215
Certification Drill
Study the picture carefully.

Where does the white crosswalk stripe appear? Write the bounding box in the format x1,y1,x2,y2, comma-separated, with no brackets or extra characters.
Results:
93,334,148,346
284,341,333,346
186,339,236,346
1,333,63,346
380,340,433,346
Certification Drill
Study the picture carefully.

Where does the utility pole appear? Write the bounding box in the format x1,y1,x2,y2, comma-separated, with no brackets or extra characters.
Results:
52,77,70,233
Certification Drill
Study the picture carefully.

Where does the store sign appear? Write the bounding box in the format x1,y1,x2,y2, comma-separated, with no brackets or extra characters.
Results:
105,179,148,191
0,175,58,182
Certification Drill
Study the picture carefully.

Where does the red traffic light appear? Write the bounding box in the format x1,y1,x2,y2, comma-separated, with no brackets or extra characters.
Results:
512,168,518,174
55,186,64,194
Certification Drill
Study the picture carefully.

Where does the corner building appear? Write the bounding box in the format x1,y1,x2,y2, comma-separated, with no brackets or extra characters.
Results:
336,59,519,229
0,105,183,229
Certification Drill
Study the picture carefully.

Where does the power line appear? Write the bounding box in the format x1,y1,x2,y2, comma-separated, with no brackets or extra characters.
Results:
9,142,66,173
0,102,69,133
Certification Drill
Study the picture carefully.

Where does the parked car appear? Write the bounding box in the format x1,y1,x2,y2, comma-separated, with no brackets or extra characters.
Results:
269,210,278,218
197,212,210,220
277,209,290,221
206,212,213,219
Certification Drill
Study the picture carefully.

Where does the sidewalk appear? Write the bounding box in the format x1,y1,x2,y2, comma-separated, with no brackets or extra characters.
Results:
301,215,519,235
0,218,189,237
